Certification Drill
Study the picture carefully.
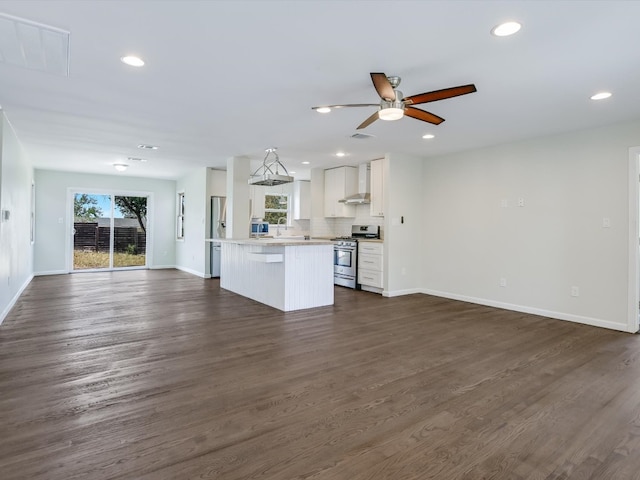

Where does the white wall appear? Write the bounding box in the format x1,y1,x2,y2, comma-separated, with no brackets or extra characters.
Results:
33,169,176,274
226,156,250,239
384,153,423,296
421,120,640,332
0,113,34,324
208,168,227,198
175,167,208,277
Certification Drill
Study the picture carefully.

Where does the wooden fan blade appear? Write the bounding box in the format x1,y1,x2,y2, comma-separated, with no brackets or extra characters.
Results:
311,103,379,110
404,84,477,105
370,73,395,101
357,111,380,130
404,107,445,125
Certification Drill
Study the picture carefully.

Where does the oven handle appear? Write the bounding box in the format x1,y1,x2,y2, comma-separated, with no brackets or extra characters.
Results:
335,273,355,280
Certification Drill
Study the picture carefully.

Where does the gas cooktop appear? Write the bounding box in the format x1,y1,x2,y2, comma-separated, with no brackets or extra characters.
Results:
331,225,380,242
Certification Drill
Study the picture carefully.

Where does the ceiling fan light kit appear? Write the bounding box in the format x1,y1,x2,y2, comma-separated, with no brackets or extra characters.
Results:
312,72,476,131
378,106,404,121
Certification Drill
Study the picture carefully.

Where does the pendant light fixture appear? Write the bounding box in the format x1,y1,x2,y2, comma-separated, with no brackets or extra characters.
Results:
248,147,294,186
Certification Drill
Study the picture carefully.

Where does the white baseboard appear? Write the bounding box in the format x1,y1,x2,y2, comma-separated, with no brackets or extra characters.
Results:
0,274,34,326
149,265,176,270
383,288,423,297
174,266,207,278
421,288,631,333
34,270,68,276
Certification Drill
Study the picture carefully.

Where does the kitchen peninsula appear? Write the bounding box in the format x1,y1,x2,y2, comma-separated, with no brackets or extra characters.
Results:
218,238,334,311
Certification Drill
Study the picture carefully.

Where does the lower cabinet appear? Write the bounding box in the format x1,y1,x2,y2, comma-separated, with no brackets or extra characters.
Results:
358,241,383,293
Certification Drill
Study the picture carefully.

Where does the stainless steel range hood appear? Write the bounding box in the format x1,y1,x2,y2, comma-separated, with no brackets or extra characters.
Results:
339,192,371,204
339,163,371,204
248,147,294,186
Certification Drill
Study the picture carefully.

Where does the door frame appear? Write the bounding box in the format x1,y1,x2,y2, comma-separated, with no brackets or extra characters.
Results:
67,187,153,272
627,147,640,332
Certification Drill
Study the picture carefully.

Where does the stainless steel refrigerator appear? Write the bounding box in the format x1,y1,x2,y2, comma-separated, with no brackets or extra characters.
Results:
210,196,227,278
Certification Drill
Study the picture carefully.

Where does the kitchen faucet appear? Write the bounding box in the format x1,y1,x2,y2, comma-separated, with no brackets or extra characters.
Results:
276,216,287,236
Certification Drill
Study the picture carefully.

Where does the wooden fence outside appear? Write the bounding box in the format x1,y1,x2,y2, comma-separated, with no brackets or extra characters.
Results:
74,223,146,254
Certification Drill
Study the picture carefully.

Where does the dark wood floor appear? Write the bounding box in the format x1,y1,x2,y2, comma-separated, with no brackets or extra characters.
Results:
1,270,640,479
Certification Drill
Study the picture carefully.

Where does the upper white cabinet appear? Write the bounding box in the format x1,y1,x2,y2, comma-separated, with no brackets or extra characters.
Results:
370,159,385,217
250,185,266,219
292,180,310,220
324,166,357,218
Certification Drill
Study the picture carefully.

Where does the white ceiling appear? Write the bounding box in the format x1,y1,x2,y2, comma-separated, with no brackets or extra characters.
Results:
0,0,639,181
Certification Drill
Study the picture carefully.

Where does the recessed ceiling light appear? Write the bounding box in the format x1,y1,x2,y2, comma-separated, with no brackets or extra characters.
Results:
590,91,612,100
127,157,147,162
316,107,331,113
120,55,145,67
335,151,346,157
137,144,158,150
113,163,128,172
422,134,435,139
302,161,310,165
491,21,522,37
289,171,296,174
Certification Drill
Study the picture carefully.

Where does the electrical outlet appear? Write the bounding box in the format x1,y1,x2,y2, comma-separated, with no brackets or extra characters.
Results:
501,199,508,208
518,197,525,207
500,278,507,287
571,286,580,297
602,217,611,228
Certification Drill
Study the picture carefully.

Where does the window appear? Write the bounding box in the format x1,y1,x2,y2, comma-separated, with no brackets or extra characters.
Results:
264,194,289,225
177,192,185,239
30,180,35,244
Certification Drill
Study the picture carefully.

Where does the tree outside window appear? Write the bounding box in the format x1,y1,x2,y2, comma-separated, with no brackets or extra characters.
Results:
264,194,288,225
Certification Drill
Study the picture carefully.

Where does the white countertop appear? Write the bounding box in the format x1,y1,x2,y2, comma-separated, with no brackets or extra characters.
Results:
209,237,334,247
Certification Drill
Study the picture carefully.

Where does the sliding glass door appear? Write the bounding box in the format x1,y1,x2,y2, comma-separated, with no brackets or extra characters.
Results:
72,192,148,271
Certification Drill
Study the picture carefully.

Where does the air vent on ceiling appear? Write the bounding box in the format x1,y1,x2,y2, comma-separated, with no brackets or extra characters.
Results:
0,13,70,76
350,133,375,140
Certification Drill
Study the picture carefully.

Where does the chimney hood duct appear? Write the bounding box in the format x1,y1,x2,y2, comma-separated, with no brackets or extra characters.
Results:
248,147,294,186
340,163,371,204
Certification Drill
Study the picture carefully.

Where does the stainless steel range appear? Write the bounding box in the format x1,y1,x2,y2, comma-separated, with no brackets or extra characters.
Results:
332,225,380,289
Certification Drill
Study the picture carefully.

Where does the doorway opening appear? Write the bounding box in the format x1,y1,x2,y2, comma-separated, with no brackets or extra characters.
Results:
628,147,640,332
71,191,148,271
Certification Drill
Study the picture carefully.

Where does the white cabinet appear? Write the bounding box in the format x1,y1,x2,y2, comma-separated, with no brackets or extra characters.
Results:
358,241,383,292
292,180,310,220
324,166,357,218
250,185,266,219
370,159,384,217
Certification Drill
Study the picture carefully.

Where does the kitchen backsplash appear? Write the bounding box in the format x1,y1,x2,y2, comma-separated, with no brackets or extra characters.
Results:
283,219,310,236
310,204,384,238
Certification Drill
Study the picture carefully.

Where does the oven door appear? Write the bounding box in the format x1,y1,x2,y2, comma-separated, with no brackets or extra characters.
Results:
335,248,353,268
334,246,356,276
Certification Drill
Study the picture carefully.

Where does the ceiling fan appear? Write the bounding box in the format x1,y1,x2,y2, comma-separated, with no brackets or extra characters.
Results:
312,73,477,130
